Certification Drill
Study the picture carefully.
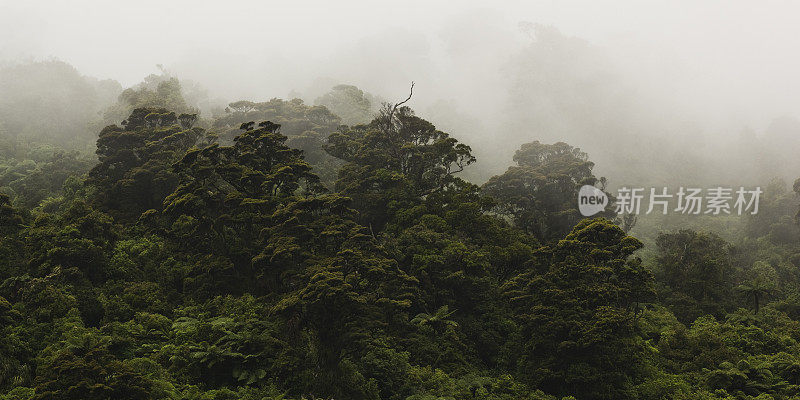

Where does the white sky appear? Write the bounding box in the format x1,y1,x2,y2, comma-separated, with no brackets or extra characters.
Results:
2,0,799,132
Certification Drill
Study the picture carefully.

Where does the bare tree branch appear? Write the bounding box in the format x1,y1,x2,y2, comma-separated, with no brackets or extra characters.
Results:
389,81,415,120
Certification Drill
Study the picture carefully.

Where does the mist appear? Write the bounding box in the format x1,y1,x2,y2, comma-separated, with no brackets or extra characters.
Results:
6,3,800,398
2,0,800,186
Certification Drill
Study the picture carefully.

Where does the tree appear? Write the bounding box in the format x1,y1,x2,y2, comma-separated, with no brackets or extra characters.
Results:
503,219,655,399
150,120,332,299
0,295,27,391
32,329,158,400
736,261,777,313
0,193,24,235
88,108,206,221
161,121,321,256
325,103,475,230
0,60,121,147
24,200,115,326
227,100,257,114
0,150,93,209
0,194,26,283
410,305,458,333
248,169,419,399
213,98,343,187
102,73,199,125
654,230,735,322
314,84,377,126
483,141,614,242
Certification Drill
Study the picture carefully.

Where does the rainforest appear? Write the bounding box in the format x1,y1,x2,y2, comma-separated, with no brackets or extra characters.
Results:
2,1,800,399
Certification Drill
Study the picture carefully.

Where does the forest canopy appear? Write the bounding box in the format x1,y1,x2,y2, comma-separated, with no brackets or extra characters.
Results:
1,25,800,399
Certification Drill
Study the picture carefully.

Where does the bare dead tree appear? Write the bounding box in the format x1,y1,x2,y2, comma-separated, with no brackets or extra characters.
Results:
378,81,416,152
389,81,415,120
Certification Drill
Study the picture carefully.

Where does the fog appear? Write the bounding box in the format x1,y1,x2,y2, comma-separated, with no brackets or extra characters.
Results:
2,0,800,186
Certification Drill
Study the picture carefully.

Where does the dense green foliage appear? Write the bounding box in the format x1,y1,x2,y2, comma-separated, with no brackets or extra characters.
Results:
213,98,343,187
483,141,615,242
2,75,800,400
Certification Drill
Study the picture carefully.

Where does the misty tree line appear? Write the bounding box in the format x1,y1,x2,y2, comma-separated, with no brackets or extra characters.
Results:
1,57,800,400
